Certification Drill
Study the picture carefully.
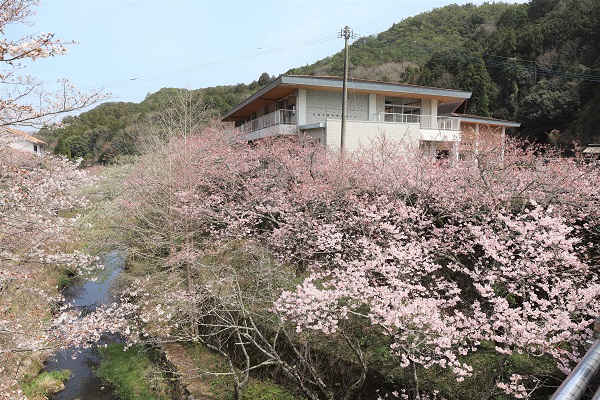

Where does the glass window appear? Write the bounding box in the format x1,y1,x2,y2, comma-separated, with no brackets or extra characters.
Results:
384,97,421,122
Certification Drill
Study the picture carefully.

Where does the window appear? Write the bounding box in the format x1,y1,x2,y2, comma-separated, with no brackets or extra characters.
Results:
384,97,421,123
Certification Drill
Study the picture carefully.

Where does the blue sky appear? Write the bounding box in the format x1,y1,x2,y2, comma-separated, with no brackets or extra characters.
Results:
7,0,528,106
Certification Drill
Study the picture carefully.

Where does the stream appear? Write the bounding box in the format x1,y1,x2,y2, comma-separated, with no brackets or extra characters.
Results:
45,250,123,400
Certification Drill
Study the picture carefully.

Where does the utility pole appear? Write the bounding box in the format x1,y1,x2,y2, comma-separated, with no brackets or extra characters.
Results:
339,26,354,153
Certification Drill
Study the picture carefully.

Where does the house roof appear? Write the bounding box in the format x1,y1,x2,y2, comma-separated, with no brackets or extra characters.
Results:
1,127,47,145
222,75,472,121
583,144,600,154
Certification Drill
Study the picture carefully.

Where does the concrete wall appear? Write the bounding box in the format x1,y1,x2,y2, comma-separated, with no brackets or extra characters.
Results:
305,90,370,124
420,99,435,129
302,127,326,144
8,140,44,155
326,119,421,153
374,95,385,118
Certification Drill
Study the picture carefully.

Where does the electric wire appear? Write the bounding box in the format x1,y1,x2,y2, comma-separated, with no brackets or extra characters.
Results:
366,31,600,83
79,32,340,91
75,18,600,95
351,25,600,82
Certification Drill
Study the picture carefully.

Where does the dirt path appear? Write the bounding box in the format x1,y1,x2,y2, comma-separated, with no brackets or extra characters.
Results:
162,342,219,400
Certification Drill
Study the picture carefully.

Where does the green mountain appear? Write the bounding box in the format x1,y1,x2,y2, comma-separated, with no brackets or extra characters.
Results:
40,79,269,163
45,0,600,163
289,0,600,147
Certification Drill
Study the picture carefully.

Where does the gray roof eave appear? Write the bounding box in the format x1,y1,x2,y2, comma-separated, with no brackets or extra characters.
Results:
222,75,472,120
280,75,472,99
446,114,521,128
222,76,286,120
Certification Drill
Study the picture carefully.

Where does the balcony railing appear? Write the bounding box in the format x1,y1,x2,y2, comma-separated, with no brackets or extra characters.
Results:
238,109,296,133
373,113,460,130
436,116,460,131
375,112,421,124
237,110,460,134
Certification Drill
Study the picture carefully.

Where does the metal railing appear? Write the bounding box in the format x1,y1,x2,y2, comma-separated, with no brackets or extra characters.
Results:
375,112,421,124
237,111,461,133
550,340,600,400
238,109,296,133
373,113,460,130
550,317,600,400
437,116,460,131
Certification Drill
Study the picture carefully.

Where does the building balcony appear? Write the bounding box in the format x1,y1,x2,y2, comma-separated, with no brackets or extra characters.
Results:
373,113,461,142
235,110,462,143
372,113,460,131
237,109,296,134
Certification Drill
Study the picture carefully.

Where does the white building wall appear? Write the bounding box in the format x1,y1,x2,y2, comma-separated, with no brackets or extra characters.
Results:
420,99,433,130
430,99,438,127
297,89,307,125
305,90,369,125
368,94,377,121
326,120,421,153
375,95,385,114
8,140,44,155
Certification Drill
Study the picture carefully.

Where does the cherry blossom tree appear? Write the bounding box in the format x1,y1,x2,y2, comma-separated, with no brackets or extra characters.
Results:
186,132,598,398
110,95,368,399
111,117,599,399
0,5,110,394
0,147,105,397
0,2,116,393
269,139,600,398
1,0,106,128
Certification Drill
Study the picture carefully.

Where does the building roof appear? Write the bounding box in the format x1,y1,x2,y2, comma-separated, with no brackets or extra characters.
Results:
444,113,522,128
1,127,47,145
437,99,466,115
222,75,472,122
583,144,600,154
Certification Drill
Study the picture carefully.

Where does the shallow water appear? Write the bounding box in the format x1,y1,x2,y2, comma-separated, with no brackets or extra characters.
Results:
46,250,123,400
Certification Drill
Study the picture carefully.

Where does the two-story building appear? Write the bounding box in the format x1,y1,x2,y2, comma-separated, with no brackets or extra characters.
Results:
222,75,520,157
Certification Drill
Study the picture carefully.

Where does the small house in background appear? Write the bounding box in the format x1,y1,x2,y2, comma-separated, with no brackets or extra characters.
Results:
583,144,600,161
221,75,520,158
0,127,47,156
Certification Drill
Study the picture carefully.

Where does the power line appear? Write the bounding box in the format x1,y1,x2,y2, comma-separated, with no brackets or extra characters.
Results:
393,39,600,83
76,19,600,98
79,32,340,92
348,23,600,83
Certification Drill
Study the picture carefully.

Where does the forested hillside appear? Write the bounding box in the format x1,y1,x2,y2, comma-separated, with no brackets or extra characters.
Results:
41,75,273,163
289,0,600,147
45,0,600,163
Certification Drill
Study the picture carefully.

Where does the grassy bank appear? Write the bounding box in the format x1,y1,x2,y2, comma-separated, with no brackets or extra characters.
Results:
97,341,304,400
21,370,71,400
96,344,172,400
172,342,306,400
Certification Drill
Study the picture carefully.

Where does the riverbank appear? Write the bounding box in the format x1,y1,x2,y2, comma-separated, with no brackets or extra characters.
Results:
42,250,123,400
1,259,67,398
160,341,305,400
96,344,172,400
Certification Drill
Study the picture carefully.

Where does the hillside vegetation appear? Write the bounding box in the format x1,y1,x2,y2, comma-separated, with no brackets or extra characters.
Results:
41,76,272,163
289,0,600,146
43,0,600,163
